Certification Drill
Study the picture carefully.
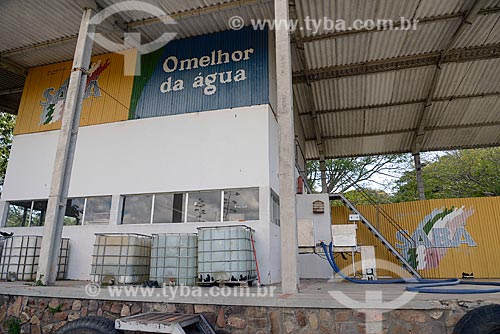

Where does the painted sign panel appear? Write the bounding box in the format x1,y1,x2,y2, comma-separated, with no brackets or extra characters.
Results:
14,50,137,135
331,197,500,279
129,27,269,119
14,28,269,135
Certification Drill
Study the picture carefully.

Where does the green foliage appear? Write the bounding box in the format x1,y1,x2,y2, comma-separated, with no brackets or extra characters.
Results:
0,112,16,190
48,303,62,314
4,317,21,334
307,154,409,194
393,148,500,201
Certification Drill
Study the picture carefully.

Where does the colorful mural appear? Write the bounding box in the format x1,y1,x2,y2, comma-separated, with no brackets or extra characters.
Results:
395,206,476,270
331,197,500,279
14,28,269,135
14,50,136,135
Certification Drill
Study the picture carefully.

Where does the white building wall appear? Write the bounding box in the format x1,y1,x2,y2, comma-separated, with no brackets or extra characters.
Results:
296,194,335,279
0,105,282,283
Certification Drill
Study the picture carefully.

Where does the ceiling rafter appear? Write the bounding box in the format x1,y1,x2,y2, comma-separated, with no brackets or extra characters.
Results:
292,43,500,83
297,91,500,116
411,0,486,154
295,7,500,43
304,121,500,141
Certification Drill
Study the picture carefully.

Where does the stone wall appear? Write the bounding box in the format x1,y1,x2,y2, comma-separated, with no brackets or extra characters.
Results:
0,295,486,334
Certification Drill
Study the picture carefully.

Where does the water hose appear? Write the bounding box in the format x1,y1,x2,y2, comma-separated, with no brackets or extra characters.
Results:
320,242,500,294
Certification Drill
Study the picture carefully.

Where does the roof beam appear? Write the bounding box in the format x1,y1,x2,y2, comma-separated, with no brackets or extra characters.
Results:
292,43,500,83
296,7,500,43
298,91,500,116
0,87,24,96
412,0,486,154
304,121,500,141
0,58,27,77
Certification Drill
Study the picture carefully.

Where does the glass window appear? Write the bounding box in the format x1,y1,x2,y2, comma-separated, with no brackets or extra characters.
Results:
29,200,47,226
64,198,85,226
223,188,259,221
84,196,112,224
6,201,32,227
271,192,280,226
153,193,185,223
121,194,153,224
187,191,221,222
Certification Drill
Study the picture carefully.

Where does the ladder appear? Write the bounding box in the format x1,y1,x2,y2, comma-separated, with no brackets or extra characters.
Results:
115,313,216,334
330,193,422,279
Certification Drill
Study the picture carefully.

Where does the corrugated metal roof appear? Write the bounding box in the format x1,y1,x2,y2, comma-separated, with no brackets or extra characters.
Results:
1,0,500,159
294,0,500,159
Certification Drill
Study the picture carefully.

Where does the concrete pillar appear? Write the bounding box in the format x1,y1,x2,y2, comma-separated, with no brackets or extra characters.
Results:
109,195,123,225
320,160,328,193
275,0,299,293
413,153,426,200
37,8,95,285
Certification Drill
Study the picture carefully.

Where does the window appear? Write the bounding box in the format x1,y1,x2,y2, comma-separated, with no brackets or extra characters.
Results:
271,191,280,226
187,191,221,222
223,188,259,221
30,201,47,226
6,201,33,227
64,198,85,226
84,196,112,224
121,194,153,224
6,197,111,227
153,193,185,223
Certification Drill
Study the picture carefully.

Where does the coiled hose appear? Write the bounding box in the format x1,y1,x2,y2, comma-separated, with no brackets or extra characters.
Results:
320,242,500,294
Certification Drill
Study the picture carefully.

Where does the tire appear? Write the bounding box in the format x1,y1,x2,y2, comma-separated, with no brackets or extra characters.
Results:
56,316,122,334
453,304,500,334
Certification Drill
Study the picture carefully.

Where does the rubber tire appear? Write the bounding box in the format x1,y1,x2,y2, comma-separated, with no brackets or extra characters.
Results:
56,316,122,334
453,304,500,334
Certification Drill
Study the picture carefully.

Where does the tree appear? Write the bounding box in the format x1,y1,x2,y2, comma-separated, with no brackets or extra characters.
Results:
393,148,500,201
0,112,15,190
307,154,410,194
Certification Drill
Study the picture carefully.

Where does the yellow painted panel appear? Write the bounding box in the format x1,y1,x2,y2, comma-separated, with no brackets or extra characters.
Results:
14,49,137,135
331,197,500,279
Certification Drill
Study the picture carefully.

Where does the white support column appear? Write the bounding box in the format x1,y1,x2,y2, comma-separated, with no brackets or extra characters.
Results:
37,8,95,285
413,153,426,200
109,195,123,225
275,0,299,293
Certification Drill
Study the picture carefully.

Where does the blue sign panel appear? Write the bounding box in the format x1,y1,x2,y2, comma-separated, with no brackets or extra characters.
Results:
129,27,269,119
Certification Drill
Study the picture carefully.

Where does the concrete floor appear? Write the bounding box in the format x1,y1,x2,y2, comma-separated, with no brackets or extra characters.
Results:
1,279,499,310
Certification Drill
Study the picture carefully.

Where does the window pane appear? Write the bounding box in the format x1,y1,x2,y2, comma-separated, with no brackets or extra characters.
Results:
121,195,152,224
187,191,221,222
6,201,32,227
223,188,259,221
271,192,280,226
64,198,85,226
30,200,47,226
84,196,112,224
153,193,185,223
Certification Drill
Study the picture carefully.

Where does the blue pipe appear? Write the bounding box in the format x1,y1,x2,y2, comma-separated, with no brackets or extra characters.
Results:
320,242,500,294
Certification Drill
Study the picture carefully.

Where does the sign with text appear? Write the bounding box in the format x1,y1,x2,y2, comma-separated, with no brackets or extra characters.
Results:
129,27,269,119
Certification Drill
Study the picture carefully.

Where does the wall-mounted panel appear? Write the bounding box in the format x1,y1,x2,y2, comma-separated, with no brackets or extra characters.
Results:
129,27,269,119
14,50,137,135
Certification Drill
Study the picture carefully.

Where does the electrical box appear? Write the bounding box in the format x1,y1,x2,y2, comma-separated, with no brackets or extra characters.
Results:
360,246,377,280
331,224,357,247
348,214,361,221
298,219,315,247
